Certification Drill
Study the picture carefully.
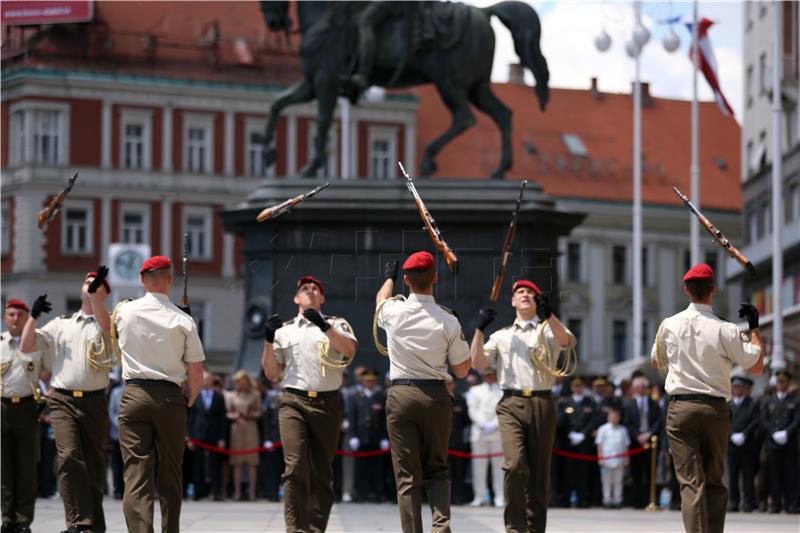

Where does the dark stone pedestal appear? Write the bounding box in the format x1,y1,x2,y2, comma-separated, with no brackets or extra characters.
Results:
221,179,585,376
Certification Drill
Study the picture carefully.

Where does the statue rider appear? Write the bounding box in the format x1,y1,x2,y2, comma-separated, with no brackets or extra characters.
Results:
345,1,434,94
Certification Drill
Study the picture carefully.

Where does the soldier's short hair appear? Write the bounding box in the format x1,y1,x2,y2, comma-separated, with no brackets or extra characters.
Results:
405,268,435,291
685,279,714,300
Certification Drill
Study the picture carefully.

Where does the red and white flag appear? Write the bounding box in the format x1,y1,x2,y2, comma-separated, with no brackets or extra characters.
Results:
686,17,735,117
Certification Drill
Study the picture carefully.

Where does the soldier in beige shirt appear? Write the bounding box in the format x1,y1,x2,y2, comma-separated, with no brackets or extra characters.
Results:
114,255,205,533
21,268,112,533
1,299,47,533
651,263,763,533
261,275,357,533
470,279,576,533
376,251,470,533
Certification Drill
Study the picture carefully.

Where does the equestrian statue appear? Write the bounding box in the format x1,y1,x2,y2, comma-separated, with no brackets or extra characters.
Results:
259,1,549,179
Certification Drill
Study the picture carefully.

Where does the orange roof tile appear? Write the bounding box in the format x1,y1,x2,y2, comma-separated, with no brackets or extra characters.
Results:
413,83,741,211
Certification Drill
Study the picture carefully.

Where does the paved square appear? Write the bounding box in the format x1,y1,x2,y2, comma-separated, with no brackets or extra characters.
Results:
32,498,800,532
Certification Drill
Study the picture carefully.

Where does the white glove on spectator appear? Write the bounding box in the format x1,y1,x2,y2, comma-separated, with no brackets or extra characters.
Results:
481,420,499,434
772,430,788,446
349,436,360,451
730,432,745,446
568,431,585,446
380,438,390,450
262,440,273,450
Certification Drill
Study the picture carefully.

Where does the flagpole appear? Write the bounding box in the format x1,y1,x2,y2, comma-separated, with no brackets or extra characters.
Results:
632,0,643,361
690,0,700,265
770,1,784,370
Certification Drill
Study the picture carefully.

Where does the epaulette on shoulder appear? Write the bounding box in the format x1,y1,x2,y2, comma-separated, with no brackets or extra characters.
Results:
283,317,297,326
59,314,70,319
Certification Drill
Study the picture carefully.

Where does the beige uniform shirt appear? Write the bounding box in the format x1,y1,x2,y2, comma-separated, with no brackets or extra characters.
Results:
116,292,205,386
35,312,108,391
377,293,470,382
651,303,760,400
1,333,47,398
273,313,358,392
483,318,577,391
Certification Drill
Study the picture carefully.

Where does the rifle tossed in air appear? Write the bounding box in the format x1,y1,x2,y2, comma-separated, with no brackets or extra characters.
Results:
181,233,190,310
491,180,527,303
398,162,458,273
256,183,330,222
38,171,79,228
673,186,755,275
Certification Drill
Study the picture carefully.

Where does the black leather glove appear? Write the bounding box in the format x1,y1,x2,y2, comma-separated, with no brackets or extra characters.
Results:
477,308,497,332
738,303,759,330
303,308,331,332
87,265,109,294
536,295,552,320
177,305,191,316
31,294,52,320
264,314,283,343
383,260,399,283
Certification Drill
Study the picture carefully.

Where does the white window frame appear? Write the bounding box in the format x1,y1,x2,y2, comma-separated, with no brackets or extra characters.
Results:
183,113,214,175
183,205,213,260
367,126,398,179
119,202,150,245
61,199,94,256
611,317,629,362
244,117,275,177
1,201,10,256
8,100,70,167
307,122,338,178
564,240,583,283
119,108,152,171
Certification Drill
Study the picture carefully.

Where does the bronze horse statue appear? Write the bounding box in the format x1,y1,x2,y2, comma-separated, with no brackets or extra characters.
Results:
259,1,549,179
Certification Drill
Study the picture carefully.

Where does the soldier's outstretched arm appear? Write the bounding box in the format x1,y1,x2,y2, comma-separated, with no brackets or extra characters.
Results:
470,331,488,371
186,362,203,407
261,342,283,382
376,260,399,305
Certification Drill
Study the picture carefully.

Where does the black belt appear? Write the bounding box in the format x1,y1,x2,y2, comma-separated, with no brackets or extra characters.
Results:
126,378,180,389
1,395,34,404
671,394,725,402
284,387,338,399
503,389,551,398
54,388,105,398
391,379,446,387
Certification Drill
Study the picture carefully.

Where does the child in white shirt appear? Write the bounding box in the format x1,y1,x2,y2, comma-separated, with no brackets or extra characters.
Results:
595,406,630,508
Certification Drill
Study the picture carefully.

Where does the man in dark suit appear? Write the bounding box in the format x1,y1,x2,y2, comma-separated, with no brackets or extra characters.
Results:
557,377,598,508
347,370,389,503
259,379,284,501
447,379,471,505
622,375,662,508
187,372,227,500
761,370,800,513
727,375,760,512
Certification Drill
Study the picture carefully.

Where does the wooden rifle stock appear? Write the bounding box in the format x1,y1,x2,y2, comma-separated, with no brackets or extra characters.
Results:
672,186,755,275
398,162,458,273
490,180,527,303
256,182,330,222
37,172,79,229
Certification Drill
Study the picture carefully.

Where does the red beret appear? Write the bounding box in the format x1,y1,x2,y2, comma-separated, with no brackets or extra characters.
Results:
297,275,324,295
85,271,112,294
512,279,542,296
139,256,172,275
682,263,715,283
5,299,29,313
402,251,434,271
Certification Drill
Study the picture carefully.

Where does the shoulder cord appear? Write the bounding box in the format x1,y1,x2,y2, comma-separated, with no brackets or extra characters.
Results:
372,295,406,357
528,321,578,378
654,322,668,377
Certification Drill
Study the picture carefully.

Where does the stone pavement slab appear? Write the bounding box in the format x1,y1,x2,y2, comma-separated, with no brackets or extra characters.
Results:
32,498,800,532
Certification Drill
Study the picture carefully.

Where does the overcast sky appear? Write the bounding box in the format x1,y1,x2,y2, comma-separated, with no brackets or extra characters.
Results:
468,1,744,121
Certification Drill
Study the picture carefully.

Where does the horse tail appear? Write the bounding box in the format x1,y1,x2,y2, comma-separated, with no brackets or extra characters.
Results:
482,1,549,111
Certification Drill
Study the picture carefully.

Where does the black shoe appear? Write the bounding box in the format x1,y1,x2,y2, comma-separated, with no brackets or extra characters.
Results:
13,525,31,533
727,503,739,512
1,523,15,533
741,506,754,513
768,507,781,514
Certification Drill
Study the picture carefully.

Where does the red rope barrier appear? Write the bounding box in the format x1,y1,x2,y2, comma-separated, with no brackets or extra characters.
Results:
187,438,650,462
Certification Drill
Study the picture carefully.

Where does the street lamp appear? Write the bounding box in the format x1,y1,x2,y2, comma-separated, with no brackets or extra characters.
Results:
594,2,680,361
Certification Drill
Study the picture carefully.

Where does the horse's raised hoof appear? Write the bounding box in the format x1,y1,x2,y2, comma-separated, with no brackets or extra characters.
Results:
420,158,437,177
263,147,278,167
490,170,505,180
